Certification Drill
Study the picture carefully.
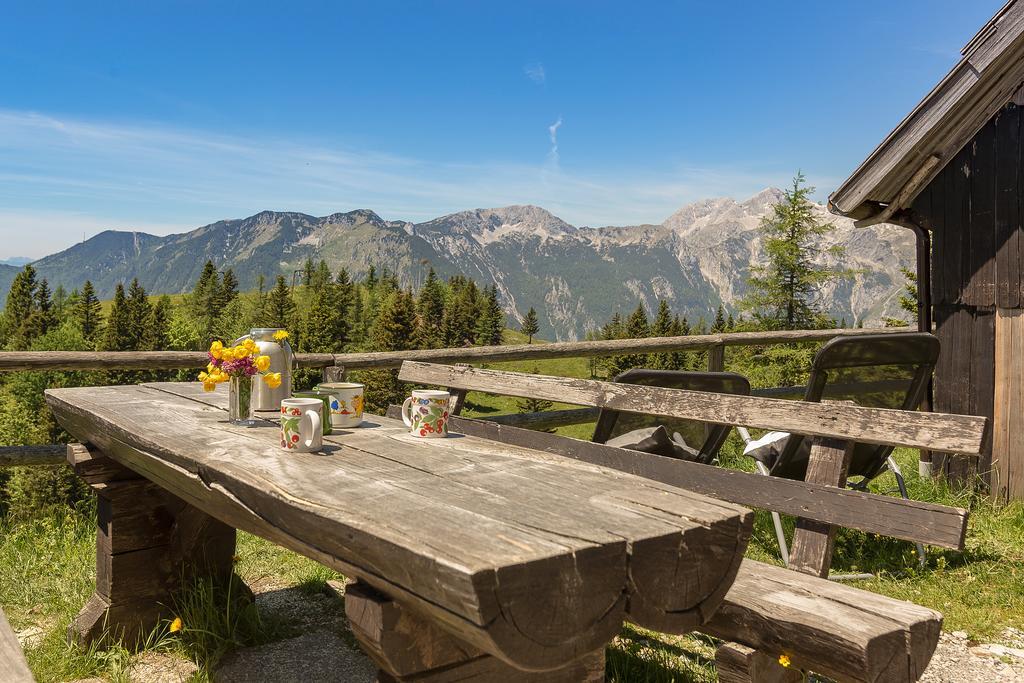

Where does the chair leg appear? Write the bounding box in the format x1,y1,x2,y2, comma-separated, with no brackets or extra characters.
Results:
755,462,789,566
887,456,927,569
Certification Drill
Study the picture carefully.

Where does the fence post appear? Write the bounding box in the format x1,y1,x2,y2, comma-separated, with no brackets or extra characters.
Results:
322,364,347,383
707,344,725,372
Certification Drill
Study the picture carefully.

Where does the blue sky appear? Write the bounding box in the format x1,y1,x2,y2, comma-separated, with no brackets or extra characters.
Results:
0,1,1003,258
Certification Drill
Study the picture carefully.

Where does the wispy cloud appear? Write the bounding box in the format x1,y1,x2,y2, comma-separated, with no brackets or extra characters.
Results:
524,62,546,85
0,109,799,257
547,116,563,167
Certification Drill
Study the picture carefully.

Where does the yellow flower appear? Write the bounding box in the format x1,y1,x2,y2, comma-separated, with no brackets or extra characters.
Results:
207,362,216,373
203,380,218,393
255,355,271,372
209,340,224,359
169,617,183,633
243,338,258,352
272,330,289,342
778,654,791,668
263,372,282,389
198,371,209,382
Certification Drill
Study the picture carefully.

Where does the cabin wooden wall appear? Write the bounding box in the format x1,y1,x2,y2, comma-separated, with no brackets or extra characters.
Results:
910,94,1024,500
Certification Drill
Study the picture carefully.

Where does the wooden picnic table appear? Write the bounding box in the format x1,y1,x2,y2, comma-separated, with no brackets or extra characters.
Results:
45,382,753,681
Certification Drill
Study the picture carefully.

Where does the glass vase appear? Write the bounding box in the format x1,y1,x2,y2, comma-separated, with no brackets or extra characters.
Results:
228,375,257,427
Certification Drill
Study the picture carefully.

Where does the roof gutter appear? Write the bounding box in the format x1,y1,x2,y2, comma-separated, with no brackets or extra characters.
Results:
847,154,943,229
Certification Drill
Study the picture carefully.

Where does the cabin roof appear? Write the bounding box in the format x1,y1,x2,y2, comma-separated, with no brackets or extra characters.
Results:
829,0,1024,224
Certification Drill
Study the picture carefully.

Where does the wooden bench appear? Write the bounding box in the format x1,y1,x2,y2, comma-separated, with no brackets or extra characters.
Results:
46,381,754,681
396,361,989,682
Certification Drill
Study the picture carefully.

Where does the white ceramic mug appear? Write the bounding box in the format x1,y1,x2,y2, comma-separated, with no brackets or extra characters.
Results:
401,390,450,438
316,382,365,429
280,398,323,452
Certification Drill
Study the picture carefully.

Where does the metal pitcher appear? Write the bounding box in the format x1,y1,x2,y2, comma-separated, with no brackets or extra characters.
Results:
235,328,293,410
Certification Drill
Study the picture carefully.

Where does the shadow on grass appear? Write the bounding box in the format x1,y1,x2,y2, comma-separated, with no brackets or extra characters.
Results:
605,626,717,683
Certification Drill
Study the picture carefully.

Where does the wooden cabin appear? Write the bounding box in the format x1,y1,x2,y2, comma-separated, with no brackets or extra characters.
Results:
830,0,1024,501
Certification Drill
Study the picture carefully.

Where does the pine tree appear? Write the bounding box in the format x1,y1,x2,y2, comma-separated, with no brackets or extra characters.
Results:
415,268,446,348
521,307,540,344
475,285,504,346
884,267,919,328
617,304,650,371
75,280,103,342
738,172,850,330
363,289,419,413
599,311,625,377
102,283,133,351
712,305,727,333
650,299,674,369
146,295,173,350
302,258,315,287
219,268,239,308
2,265,37,348
127,278,151,349
303,279,340,353
263,275,296,330
442,281,478,347
53,284,68,320
334,268,355,349
668,314,691,371
29,278,56,339
312,261,333,291
191,260,221,339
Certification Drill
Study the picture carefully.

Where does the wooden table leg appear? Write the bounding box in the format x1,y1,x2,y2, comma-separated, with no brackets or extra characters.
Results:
787,436,855,577
67,444,240,646
345,581,605,682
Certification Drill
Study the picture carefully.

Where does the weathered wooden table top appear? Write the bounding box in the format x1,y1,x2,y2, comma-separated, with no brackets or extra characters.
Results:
46,381,752,670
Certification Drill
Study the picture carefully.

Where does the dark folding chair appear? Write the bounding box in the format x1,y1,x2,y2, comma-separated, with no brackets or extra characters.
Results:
592,369,751,465
741,332,940,568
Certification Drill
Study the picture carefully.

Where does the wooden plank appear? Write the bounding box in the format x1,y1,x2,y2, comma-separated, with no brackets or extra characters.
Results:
787,438,855,577
480,408,600,431
0,607,34,683
408,410,970,550
0,351,334,372
398,362,988,455
0,444,66,467
968,116,997,306
46,384,751,670
969,308,997,483
0,328,909,374
702,559,942,683
715,642,801,683
994,308,1024,501
994,102,1020,308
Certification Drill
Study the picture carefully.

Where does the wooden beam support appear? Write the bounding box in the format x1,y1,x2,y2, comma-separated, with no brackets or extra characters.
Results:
788,437,856,577
67,444,241,647
399,362,987,454
345,581,605,682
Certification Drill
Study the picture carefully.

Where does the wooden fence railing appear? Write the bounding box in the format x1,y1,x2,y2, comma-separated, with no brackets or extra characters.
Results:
0,326,908,468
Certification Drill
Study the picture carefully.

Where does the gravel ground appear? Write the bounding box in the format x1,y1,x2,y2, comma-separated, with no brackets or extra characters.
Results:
920,629,1024,682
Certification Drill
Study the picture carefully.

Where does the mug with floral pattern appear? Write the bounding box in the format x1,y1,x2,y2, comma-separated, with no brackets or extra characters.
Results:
280,398,323,452
401,390,450,438
315,382,365,429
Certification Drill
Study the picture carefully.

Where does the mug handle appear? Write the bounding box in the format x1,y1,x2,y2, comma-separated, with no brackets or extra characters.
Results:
301,409,322,450
401,397,414,427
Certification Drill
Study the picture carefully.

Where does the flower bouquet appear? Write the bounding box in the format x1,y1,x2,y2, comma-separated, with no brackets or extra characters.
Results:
198,338,283,425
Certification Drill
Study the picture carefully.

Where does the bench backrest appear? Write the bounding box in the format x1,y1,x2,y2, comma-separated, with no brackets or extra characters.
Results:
397,361,988,455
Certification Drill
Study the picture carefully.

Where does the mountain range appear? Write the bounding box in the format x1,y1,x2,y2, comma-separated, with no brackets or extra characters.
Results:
3,189,915,340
